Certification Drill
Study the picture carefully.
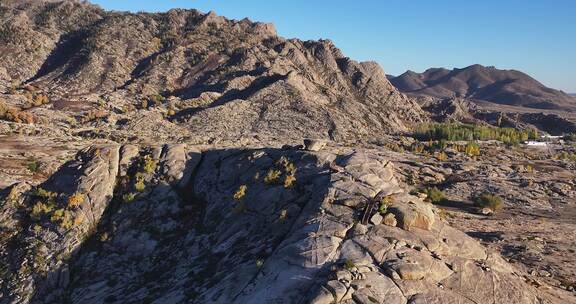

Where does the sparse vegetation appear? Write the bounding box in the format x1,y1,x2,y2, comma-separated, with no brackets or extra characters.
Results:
437,208,453,220
473,193,504,212
233,185,247,201
464,142,480,157
0,92,49,124
554,151,576,162
134,178,146,192
343,259,356,270
123,192,136,203
264,169,282,185
99,232,109,242
423,187,445,204
435,151,448,161
29,187,83,230
142,154,157,174
513,164,535,173
256,259,264,268
149,93,166,106
262,156,298,187
33,188,56,200
27,158,42,173
284,174,296,188
31,201,55,220
0,97,39,124
378,196,393,214
32,94,49,106
410,138,480,157
67,192,85,208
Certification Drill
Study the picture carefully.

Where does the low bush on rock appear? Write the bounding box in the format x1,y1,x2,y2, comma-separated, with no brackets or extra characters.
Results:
473,193,504,212
233,185,247,201
122,192,136,203
424,187,445,204
27,158,42,173
67,192,85,208
142,155,157,174
264,169,282,185
29,187,83,230
378,196,393,214
343,259,356,270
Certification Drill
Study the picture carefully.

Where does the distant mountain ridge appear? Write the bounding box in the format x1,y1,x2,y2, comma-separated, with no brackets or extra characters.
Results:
388,64,576,111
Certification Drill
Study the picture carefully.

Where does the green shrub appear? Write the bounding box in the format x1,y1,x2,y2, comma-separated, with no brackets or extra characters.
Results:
424,187,445,204
122,192,136,203
27,158,41,173
378,196,393,214
31,201,54,220
149,94,166,106
142,155,157,174
134,180,146,192
343,259,356,270
33,188,56,199
473,193,503,212
465,142,480,156
134,172,146,192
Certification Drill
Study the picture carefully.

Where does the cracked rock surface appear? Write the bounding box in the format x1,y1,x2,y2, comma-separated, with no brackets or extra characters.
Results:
0,144,546,303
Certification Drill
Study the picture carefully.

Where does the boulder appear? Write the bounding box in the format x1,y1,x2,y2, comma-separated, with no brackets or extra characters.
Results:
370,213,383,225
304,139,327,151
383,213,398,227
388,196,435,231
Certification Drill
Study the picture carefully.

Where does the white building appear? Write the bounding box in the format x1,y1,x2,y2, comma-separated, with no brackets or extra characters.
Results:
524,141,547,147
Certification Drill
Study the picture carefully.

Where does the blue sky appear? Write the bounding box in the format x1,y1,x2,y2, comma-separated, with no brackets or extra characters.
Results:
91,0,576,92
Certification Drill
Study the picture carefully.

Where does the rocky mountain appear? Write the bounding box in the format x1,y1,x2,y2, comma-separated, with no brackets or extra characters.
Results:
0,0,424,144
1,1,575,304
0,143,550,303
389,65,576,111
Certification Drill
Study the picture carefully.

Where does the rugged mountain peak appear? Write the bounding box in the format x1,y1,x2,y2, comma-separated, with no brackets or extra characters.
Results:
0,1,425,142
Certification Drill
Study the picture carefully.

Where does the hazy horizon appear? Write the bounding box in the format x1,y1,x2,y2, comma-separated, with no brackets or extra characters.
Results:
91,0,576,93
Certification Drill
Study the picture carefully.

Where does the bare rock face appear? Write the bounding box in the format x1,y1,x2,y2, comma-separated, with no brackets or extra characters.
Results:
0,144,120,303
0,144,545,303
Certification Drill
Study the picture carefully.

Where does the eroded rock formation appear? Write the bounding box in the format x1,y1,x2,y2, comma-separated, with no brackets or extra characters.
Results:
0,143,545,303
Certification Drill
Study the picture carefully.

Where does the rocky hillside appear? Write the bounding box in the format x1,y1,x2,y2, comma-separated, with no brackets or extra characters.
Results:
0,142,548,303
389,65,576,111
1,1,575,304
0,0,424,143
